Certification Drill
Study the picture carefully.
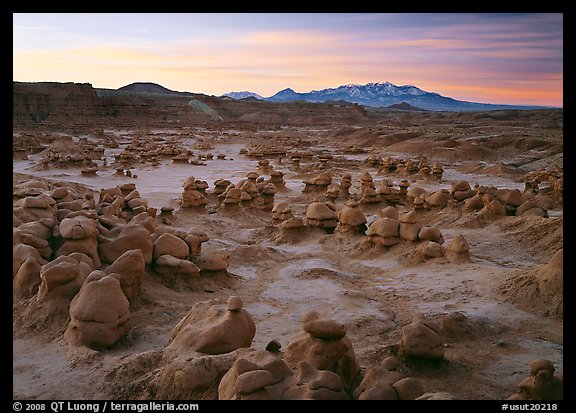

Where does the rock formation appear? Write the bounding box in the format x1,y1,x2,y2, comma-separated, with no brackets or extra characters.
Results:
65,271,131,349
336,201,367,234
400,319,445,361
353,356,425,400
445,234,471,263
306,202,339,233
507,359,562,400
166,296,256,355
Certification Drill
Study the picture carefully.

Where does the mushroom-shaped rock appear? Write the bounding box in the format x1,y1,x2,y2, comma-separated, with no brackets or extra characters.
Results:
450,181,471,194
181,188,208,208
393,377,426,400
104,249,145,299
445,234,470,263
400,319,445,361
166,297,256,355
360,187,380,204
450,181,475,201
406,187,427,203
276,217,309,244
283,311,361,392
366,217,400,246
486,198,506,216
399,210,421,241
306,202,338,231
336,201,367,234
507,359,562,400
181,231,209,255
65,271,131,349
56,216,101,269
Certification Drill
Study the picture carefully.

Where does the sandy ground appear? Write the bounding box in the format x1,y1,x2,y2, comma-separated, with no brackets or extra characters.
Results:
13,114,563,400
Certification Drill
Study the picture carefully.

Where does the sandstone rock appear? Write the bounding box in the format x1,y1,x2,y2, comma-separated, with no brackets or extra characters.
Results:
13,243,48,298
59,216,98,240
446,234,471,263
154,348,249,400
218,350,293,400
463,194,484,212
393,377,425,400
167,297,256,355
418,226,444,244
65,271,131,349
496,188,524,207
425,189,452,208
306,202,338,231
227,296,243,311
194,249,230,272
283,311,361,392
366,217,400,246
336,201,367,233
378,206,399,220
507,359,562,400
104,249,145,299
37,254,92,312
153,233,190,261
154,255,201,279
400,320,445,361
98,224,153,265
303,312,346,340
419,241,445,258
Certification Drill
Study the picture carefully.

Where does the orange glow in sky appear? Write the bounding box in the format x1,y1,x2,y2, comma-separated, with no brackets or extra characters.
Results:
13,13,563,107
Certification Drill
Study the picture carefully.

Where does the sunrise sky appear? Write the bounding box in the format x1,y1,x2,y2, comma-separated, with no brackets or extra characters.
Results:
13,13,563,107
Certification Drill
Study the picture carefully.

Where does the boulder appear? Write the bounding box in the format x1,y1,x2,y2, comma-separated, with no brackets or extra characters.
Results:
153,233,190,261
400,319,445,361
193,249,230,272
166,297,256,355
507,359,562,400
13,243,48,298
65,271,131,349
445,234,471,263
104,249,145,299
283,311,361,392
98,224,153,265
418,226,444,244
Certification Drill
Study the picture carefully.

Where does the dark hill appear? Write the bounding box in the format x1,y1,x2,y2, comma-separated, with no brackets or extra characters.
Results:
117,82,181,95
386,102,425,111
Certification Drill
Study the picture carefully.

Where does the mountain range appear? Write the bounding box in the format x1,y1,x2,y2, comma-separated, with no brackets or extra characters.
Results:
224,81,550,112
109,81,551,112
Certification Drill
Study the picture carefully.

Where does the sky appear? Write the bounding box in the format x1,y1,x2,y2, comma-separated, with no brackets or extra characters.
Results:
13,13,563,107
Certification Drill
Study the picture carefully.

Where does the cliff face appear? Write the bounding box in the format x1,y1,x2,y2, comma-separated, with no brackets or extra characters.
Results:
13,82,104,125
13,82,370,128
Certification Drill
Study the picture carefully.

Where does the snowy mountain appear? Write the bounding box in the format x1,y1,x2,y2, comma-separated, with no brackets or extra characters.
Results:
265,82,547,112
222,91,263,100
